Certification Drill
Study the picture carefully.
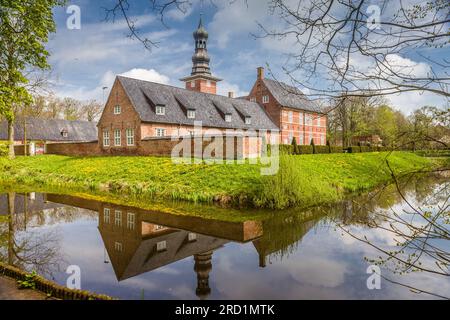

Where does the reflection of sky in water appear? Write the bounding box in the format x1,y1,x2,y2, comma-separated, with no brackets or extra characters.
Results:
0,177,448,300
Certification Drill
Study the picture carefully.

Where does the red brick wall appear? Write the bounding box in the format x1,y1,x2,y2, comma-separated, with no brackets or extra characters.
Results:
98,79,142,154
184,78,217,94
247,75,327,146
46,141,101,156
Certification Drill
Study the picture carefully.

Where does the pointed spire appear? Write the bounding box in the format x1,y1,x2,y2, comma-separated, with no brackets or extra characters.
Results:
198,13,204,29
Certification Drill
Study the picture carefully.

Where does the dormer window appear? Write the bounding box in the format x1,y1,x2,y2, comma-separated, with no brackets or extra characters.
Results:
262,95,269,104
245,116,252,125
156,105,165,115
114,105,121,115
61,129,68,138
187,109,196,119
225,114,232,123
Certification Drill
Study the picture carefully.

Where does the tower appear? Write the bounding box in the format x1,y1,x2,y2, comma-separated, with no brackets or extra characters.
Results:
194,251,213,300
180,15,222,94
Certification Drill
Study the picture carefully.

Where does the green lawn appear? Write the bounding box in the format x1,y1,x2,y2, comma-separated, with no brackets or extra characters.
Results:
0,152,444,209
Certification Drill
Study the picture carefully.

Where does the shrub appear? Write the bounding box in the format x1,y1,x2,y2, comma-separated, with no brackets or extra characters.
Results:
291,137,298,155
310,138,316,154
298,145,313,154
329,146,343,154
315,146,330,154
0,142,8,157
348,146,361,153
279,144,294,155
360,146,372,153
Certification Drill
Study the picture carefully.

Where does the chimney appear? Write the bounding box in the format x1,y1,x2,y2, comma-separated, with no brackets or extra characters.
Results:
228,92,235,98
257,67,265,80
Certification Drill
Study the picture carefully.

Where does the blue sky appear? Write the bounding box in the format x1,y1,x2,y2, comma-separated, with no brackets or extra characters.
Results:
48,0,449,115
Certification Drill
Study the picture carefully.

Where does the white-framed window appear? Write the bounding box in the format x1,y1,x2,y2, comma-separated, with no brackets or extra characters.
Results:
104,208,110,224
103,130,110,147
126,128,135,146
187,110,196,119
114,105,121,115
188,233,197,242
155,224,165,231
225,114,232,122
306,114,313,126
61,130,68,138
299,113,304,125
156,105,165,115
320,135,325,145
156,241,167,252
127,212,135,230
114,242,123,252
316,116,321,126
114,129,121,146
206,80,212,87
288,111,293,123
262,95,269,104
299,134,304,145
190,81,195,88
245,116,252,125
115,210,122,227
155,128,166,137
250,97,256,103
288,132,293,144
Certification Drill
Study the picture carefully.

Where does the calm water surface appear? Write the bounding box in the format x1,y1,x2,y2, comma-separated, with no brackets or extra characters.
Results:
0,174,449,299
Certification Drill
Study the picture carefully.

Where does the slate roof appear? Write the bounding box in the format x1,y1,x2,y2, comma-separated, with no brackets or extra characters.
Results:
262,79,322,113
0,118,98,142
117,76,278,131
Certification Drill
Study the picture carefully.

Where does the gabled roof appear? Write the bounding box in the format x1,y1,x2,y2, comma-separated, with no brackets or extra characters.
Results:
117,76,278,131
0,118,98,142
262,79,321,113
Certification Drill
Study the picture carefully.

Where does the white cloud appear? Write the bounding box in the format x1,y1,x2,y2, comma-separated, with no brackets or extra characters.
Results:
119,68,170,84
217,81,247,98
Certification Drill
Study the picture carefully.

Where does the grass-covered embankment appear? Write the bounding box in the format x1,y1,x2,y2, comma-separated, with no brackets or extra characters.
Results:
0,152,444,209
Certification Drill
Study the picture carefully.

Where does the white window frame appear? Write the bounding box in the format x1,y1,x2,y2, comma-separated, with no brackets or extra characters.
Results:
299,134,304,145
262,95,269,104
306,114,313,126
127,212,135,230
250,97,256,103
155,105,165,115
320,135,325,145
245,117,252,125
155,128,166,137
114,129,121,146
190,81,195,88
225,114,232,122
104,208,110,224
187,110,196,119
115,210,122,227
299,113,304,125
126,128,135,146
114,242,123,252
288,111,293,123
206,80,212,87
188,233,197,242
114,105,121,115
288,132,293,144
156,241,167,252
103,130,110,147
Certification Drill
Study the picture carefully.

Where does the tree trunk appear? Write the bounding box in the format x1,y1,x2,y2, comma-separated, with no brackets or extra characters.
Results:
8,119,15,159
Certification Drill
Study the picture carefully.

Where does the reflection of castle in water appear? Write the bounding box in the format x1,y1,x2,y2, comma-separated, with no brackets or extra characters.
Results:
2,192,322,299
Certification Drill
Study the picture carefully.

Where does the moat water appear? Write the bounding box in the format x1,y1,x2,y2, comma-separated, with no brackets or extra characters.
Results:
0,174,449,299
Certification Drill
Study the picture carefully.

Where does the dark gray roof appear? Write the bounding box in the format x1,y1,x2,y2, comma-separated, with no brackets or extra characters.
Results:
0,118,98,142
263,79,321,113
117,76,278,131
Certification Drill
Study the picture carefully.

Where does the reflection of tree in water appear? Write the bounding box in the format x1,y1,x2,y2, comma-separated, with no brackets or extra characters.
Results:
338,173,449,299
0,193,66,280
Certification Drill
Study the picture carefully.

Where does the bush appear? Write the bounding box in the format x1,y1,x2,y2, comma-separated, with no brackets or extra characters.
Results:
279,144,294,155
291,137,299,155
0,142,8,157
310,138,316,154
348,146,361,153
360,146,372,153
315,146,330,154
329,146,343,154
298,145,313,154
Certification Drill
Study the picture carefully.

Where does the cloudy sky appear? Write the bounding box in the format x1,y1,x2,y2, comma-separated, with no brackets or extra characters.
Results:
48,0,449,115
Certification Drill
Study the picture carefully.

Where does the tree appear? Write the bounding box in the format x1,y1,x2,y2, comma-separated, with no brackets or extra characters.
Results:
257,0,449,100
291,136,298,154
0,0,62,159
81,100,103,122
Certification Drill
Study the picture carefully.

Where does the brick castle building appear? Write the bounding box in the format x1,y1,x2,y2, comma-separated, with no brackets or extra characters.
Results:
96,16,327,157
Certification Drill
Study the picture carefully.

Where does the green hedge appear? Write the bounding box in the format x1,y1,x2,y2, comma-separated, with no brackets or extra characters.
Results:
279,144,294,155
348,146,361,153
360,146,372,153
330,146,343,154
298,145,313,154
315,146,330,154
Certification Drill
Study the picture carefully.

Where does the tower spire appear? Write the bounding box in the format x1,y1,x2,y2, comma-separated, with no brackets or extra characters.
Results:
180,14,222,94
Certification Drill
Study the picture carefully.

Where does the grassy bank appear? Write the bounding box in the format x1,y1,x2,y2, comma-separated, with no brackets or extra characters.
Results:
0,152,444,209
